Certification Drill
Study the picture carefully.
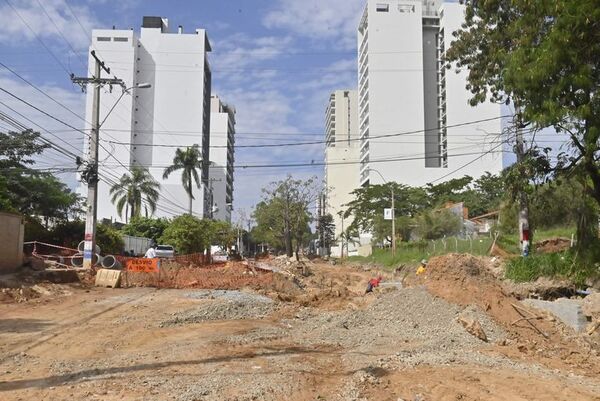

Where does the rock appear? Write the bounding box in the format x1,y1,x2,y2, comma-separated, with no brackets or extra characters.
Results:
582,293,600,318
458,315,488,342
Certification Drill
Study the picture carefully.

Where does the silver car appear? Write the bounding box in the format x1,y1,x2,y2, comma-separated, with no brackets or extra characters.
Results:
155,245,175,259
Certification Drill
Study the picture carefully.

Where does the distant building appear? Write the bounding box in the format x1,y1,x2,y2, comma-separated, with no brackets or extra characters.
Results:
209,95,236,223
357,0,504,187
82,17,213,222
324,90,361,257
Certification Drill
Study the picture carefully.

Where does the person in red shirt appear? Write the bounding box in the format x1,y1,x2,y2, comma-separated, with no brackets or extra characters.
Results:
365,276,382,294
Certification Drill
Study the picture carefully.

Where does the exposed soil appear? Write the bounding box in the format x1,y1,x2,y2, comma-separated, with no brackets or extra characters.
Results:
0,257,599,401
536,237,573,254
409,254,600,376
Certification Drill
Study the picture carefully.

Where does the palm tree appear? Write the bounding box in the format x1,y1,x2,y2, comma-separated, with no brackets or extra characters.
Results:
163,145,203,215
110,167,160,223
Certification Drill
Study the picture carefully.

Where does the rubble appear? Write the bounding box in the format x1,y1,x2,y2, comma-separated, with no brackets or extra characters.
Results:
458,315,488,342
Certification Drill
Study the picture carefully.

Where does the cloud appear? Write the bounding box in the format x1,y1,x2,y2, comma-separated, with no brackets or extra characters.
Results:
0,71,85,187
0,0,101,50
263,0,365,49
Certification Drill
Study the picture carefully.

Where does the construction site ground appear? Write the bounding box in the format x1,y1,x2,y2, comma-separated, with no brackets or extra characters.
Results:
1,256,599,401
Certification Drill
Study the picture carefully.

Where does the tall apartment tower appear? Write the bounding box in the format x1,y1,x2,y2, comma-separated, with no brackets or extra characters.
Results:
324,90,360,257
209,95,236,223
83,17,212,222
358,1,503,187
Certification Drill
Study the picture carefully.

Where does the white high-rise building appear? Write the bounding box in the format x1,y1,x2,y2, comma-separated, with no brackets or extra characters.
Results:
83,17,213,222
209,95,236,223
324,90,360,257
358,0,504,187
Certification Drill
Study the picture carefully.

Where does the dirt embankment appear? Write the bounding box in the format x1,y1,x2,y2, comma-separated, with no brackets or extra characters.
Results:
409,253,600,376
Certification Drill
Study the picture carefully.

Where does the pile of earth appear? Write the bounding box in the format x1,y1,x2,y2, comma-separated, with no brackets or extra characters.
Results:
160,290,277,326
408,253,600,375
123,262,273,290
536,237,572,254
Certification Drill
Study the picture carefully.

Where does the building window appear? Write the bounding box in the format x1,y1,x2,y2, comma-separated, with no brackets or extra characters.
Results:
96,37,111,42
398,4,416,13
114,37,129,42
376,3,389,12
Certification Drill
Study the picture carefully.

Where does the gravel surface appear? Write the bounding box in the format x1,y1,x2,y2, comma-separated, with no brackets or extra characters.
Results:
161,290,277,326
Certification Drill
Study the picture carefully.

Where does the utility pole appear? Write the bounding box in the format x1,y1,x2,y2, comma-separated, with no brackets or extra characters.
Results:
72,51,125,270
514,109,531,256
391,185,396,257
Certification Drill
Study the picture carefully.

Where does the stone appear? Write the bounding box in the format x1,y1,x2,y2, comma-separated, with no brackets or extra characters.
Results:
457,316,488,342
582,293,600,318
523,298,588,332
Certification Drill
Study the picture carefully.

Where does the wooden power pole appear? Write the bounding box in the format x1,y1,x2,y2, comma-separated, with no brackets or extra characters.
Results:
71,51,125,270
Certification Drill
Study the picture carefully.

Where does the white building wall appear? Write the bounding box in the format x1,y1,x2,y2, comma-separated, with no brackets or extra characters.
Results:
324,90,360,257
85,29,137,223
209,95,236,223
83,18,212,223
437,2,503,178
358,0,503,189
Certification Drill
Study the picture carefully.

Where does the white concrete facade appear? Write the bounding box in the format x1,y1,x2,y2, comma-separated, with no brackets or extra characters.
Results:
82,17,212,222
209,95,236,223
324,90,360,257
358,1,503,187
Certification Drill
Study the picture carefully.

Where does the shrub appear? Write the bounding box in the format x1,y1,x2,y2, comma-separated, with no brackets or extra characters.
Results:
159,215,212,255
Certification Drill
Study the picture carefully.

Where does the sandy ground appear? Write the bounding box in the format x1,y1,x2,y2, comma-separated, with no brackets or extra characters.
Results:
1,260,599,401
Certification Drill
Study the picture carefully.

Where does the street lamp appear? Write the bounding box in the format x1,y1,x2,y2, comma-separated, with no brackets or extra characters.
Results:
99,83,152,128
368,168,396,257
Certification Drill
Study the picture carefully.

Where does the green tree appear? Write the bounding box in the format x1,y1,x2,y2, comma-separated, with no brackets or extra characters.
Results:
211,220,237,250
45,221,123,255
110,167,160,223
426,176,473,206
415,209,462,240
160,214,212,255
162,145,204,215
446,0,600,254
344,183,428,234
317,213,335,254
121,217,170,241
1,130,82,223
253,176,320,258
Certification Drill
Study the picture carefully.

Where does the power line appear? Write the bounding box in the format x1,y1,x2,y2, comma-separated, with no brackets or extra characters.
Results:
33,0,87,71
100,148,507,171
98,115,509,149
3,0,71,75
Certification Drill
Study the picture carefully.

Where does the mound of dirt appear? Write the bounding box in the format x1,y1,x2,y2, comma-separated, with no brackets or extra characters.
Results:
535,238,572,254
123,262,273,290
409,253,600,375
161,290,276,326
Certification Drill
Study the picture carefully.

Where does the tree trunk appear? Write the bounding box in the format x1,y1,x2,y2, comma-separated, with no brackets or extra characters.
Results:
188,179,193,215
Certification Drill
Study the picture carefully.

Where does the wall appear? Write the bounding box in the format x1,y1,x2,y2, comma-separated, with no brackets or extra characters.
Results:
437,2,504,179
209,111,232,222
0,213,24,273
83,22,212,222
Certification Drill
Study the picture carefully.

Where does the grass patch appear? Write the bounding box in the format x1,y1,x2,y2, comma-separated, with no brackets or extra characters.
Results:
347,236,494,269
505,251,598,285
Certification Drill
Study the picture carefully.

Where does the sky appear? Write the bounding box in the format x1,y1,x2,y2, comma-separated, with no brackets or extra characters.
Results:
0,0,565,223
0,0,374,221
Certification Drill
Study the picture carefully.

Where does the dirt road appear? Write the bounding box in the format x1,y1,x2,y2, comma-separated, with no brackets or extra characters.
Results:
1,261,599,401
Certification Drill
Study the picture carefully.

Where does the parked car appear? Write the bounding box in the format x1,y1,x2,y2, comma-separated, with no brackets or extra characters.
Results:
155,245,175,259
212,250,228,262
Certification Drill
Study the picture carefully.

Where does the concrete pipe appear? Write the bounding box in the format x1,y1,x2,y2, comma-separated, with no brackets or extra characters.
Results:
70,253,84,267
77,241,101,254
101,255,122,270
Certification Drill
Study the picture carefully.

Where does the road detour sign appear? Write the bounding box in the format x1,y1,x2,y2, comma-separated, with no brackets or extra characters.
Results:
126,258,160,273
